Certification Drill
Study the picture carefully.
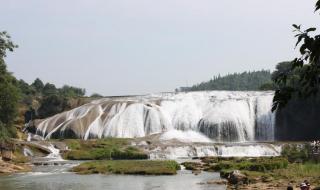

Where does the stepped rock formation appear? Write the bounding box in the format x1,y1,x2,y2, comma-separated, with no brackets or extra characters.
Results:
32,91,275,142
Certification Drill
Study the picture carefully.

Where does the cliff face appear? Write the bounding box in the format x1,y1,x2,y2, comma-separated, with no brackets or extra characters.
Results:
275,96,320,141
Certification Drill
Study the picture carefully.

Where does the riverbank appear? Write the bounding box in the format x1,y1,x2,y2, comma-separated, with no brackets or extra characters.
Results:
2,137,320,190
182,156,320,189
0,160,31,174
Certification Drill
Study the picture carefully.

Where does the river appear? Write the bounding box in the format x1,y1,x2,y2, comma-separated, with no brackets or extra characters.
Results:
0,161,226,190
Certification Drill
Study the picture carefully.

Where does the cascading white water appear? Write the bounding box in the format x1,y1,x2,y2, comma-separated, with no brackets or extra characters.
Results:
148,143,282,159
35,91,275,142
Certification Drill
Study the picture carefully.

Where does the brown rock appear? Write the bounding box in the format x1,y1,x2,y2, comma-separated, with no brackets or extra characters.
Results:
227,170,248,185
192,169,201,175
207,179,228,185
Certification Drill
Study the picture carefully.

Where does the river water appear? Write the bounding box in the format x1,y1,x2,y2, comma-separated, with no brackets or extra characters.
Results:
0,161,226,190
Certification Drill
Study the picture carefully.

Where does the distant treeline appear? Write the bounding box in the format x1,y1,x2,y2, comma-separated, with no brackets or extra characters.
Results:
19,78,86,99
177,70,273,92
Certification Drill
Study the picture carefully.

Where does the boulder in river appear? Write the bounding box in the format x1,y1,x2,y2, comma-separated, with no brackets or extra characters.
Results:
227,170,248,185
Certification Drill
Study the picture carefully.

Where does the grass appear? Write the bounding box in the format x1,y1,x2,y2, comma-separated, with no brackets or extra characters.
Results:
281,143,312,163
12,149,29,164
273,163,320,185
218,161,320,186
61,138,148,160
197,145,320,187
206,157,289,172
72,160,181,175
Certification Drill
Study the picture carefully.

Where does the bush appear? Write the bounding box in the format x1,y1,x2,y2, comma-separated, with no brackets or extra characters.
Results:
37,95,70,118
281,144,311,163
112,148,148,160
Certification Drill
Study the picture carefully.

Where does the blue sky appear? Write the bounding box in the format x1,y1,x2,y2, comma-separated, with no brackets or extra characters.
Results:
1,0,319,95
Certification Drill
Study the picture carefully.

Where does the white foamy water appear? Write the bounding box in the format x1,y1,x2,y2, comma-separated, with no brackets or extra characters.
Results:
35,91,275,142
149,143,282,159
45,144,64,161
160,130,212,143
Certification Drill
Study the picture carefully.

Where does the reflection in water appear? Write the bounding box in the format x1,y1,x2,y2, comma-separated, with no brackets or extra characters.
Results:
0,169,226,190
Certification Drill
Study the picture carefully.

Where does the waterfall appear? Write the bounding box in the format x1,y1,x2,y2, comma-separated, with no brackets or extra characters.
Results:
148,143,282,159
34,91,275,142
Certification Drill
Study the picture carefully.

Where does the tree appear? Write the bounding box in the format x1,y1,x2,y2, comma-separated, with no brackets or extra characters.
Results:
0,31,19,139
90,93,103,98
272,1,320,111
42,83,57,96
18,79,36,96
179,70,272,91
37,95,69,118
59,85,86,97
31,78,44,93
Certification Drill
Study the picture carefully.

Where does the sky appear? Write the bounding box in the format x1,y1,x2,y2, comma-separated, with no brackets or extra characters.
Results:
1,0,319,96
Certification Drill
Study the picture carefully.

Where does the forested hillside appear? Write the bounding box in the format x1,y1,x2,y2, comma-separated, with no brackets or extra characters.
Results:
178,70,272,92
0,31,101,140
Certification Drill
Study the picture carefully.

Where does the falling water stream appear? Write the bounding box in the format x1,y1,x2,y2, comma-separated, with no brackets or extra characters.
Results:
34,91,275,142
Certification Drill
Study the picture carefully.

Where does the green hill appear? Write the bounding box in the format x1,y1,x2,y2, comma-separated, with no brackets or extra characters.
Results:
177,70,272,92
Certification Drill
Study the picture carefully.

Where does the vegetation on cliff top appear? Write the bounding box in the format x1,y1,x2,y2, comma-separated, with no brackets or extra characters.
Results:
72,160,180,175
0,31,99,140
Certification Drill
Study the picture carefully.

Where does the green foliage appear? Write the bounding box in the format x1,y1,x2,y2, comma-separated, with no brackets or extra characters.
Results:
31,78,44,93
42,83,58,96
220,163,320,186
59,85,85,97
18,78,89,119
0,81,20,125
281,144,312,163
0,122,9,140
181,162,202,170
90,93,103,98
12,146,30,164
259,82,275,90
0,31,19,139
0,31,18,59
64,148,112,160
37,95,69,118
62,139,148,160
205,157,289,172
179,70,272,91
111,147,148,160
273,1,320,111
72,160,180,175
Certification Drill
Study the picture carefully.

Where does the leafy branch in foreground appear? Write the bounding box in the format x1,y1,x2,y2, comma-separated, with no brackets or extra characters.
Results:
272,1,320,112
